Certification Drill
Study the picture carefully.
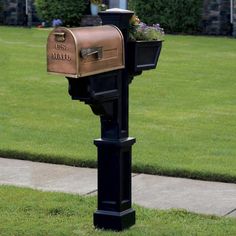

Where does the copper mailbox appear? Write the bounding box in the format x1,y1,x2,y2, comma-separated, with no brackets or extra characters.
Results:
47,25,125,78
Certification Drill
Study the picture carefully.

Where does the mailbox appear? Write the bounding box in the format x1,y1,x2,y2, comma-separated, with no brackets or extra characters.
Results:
47,25,125,78
45,10,160,231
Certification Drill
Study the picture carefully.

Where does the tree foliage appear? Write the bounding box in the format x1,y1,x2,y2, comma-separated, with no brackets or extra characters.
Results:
129,0,203,33
35,0,88,26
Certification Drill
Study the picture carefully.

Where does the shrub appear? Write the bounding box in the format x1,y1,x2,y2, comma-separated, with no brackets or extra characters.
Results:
35,0,88,26
129,0,203,34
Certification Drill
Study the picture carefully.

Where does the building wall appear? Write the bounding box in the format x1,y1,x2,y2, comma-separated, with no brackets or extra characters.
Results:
202,0,231,35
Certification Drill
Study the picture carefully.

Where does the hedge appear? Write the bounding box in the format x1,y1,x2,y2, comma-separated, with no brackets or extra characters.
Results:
35,0,88,26
129,0,203,33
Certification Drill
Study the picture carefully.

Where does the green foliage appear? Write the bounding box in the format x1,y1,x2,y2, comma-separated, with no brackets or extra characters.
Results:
128,0,136,10
129,0,203,33
35,0,88,26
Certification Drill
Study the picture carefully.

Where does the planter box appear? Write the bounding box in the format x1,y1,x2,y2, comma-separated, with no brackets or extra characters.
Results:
128,40,163,74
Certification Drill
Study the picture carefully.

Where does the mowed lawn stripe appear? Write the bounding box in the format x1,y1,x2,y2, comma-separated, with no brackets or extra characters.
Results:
0,27,236,182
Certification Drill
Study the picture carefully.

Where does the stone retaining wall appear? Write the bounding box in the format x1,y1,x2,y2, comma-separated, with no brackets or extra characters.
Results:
202,0,231,35
233,0,236,36
2,0,19,25
1,0,38,26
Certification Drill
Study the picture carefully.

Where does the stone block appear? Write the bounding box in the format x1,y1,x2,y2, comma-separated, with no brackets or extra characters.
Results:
202,0,232,35
234,1,236,37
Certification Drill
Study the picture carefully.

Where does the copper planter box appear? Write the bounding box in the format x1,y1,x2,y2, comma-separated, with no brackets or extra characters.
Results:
47,25,125,78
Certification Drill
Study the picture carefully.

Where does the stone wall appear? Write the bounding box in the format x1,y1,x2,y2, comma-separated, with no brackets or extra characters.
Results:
202,0,231,35
233,0,236,36
2,0,19,25
1,0,39,26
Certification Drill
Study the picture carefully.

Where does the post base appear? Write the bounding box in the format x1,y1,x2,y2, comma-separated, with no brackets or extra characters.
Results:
94,209,135,231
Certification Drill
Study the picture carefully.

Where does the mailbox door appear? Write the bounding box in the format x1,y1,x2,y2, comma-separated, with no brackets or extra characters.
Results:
47,28,78,78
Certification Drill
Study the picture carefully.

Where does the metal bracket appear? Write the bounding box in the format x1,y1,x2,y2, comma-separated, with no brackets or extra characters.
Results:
80,47,103,60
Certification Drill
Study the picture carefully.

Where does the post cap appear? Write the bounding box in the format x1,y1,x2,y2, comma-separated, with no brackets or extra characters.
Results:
105,8,134,14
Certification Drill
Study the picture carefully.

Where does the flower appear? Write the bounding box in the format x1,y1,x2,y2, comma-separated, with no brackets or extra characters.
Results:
52,19,63,27
129,15,164,41
98,3,107,11
90,0,102,5
130,15,140,26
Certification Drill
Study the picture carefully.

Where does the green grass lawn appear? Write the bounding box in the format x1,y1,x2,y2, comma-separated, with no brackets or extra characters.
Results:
0,26,236,182
1,186,236,236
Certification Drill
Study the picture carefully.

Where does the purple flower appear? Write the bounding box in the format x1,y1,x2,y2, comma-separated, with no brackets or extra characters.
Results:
52,19,63,27
153,23,160,28
139,22,147,28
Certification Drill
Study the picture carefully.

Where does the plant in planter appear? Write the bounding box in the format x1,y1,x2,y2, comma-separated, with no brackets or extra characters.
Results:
128,15,164,74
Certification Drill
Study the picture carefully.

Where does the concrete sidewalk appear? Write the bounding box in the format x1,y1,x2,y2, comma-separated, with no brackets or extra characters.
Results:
0,157,236,217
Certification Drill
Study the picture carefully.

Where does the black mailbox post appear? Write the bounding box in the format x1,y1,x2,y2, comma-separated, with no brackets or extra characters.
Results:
68,11,136,231
47,9,163,231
